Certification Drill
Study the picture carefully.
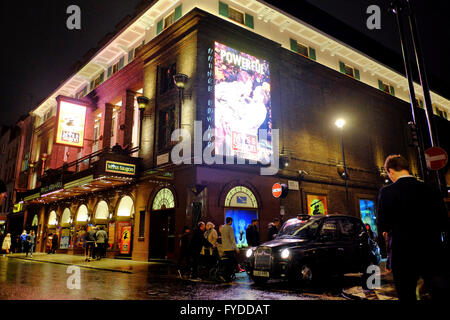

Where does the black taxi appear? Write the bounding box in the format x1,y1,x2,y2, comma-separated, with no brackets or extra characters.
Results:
244,215,381,284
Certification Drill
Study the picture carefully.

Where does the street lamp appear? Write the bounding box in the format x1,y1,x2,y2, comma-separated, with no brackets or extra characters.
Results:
335,118,350,214
136,95,150,150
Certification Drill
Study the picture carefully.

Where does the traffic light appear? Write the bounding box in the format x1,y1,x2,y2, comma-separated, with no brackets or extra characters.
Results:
408,121,419,147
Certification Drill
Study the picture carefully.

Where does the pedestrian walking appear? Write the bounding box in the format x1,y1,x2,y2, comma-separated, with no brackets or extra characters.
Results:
220,217,239,282
26,231,36,257
176,226,192,278
51,232,58,254
20,230,28,253
267,218,280,241
85,226,96,261
201,222,218,270
246,219,260,247
95,226,108,260
2,233,11,254
188,221,211,280
377,154,449,301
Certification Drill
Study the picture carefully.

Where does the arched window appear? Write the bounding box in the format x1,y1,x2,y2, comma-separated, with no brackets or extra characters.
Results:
32,214,39,227
76,205,88,222
224,186,258,208
117,196,134,217
95,201,109,220
48,210,58,226
152,188,175,210
61,208,71,224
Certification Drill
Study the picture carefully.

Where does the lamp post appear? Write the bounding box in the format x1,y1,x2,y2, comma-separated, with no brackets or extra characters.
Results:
136,95,150,150
335,119,350,213
173,73,190,129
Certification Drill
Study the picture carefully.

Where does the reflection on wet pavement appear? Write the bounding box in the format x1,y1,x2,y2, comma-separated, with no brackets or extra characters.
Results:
0,256,359,300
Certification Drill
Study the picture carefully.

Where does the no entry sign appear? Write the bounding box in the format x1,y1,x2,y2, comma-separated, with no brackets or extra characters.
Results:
272,183,282,198
272,183,288,198
424,147,448,170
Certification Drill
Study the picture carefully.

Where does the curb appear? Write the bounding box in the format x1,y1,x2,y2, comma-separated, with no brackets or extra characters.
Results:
6,255,133,274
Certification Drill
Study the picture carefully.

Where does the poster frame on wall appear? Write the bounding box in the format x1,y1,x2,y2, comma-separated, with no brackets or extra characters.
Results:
213,41,272,164
54,95,91,148
305,193,328,216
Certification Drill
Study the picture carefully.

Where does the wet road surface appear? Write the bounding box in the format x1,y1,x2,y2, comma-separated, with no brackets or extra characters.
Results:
0,256,366,300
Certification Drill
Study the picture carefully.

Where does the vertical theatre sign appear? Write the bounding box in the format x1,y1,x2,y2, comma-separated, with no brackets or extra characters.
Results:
55,96,88,148
214,42,272,163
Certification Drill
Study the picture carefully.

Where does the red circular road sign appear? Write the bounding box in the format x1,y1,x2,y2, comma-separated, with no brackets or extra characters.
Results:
272,183,282,198
425,147,448,170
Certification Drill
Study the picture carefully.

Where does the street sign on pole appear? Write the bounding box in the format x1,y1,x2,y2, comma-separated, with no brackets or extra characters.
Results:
424,147,448,171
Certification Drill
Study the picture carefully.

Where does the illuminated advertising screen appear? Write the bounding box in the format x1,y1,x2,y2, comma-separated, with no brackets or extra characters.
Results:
214,42,272,163
359,199,378,237
55,100,87,147
307,194,328,216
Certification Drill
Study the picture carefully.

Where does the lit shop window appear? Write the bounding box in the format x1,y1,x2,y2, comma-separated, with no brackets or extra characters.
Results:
219,1,254,29
339,61,360,80
48,210,58,226
117,196,134,217
95,200,109,220
76,205,88,222
378,80,395,96
156,5,182,35
290,39,316,61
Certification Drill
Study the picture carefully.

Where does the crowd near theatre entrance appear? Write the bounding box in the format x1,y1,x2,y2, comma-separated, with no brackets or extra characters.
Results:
149,188,175,259
224,186,258,248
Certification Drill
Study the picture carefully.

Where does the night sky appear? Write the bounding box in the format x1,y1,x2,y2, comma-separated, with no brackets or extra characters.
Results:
1,0,449,127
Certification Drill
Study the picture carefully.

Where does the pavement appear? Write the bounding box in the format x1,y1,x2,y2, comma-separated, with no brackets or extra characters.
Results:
4,252,167,274
4,253,398,300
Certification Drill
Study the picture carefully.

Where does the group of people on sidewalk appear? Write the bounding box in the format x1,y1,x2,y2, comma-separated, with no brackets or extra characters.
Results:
84,226,108,262
177,217,240,282
1,230,36,257
176,216,281,282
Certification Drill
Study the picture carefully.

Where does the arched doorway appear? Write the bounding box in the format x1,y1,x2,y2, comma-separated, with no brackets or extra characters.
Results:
116,196,134,256
224,186,259,248
149,188,175,259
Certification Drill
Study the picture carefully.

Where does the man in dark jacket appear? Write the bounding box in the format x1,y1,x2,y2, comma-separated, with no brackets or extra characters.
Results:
267,218,280,241
188,222,211,279
377,154,449,301
51,232,58,254
246,219,260,247
177,226,192,278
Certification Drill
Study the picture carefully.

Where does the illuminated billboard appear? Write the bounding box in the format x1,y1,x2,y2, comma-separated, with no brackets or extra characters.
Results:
55,99,87,147
214,42,272,163
307,194,328,216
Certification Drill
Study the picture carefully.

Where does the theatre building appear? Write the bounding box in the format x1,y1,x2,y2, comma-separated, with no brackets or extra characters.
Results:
15,0,449,261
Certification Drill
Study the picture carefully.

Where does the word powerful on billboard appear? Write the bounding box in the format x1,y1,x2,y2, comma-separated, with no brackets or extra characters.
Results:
214,42,272,164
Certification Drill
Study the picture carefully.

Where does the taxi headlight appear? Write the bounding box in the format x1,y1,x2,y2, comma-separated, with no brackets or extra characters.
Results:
246,248,253,258
281,248,290,259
